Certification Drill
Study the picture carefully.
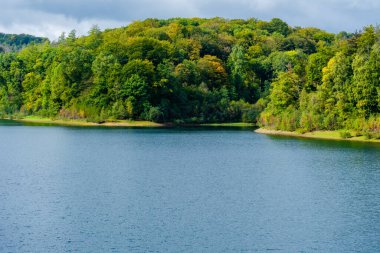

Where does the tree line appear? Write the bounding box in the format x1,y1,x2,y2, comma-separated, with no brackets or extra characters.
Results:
0,18,378,134
0,33,47,52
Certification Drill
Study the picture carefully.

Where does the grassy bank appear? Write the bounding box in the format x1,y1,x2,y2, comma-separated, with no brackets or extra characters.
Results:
200,122,255,127
13,116,164,127
4,116,253,128
255,128,380,143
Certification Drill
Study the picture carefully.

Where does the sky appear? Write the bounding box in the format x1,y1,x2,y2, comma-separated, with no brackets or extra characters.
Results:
0,0,379,40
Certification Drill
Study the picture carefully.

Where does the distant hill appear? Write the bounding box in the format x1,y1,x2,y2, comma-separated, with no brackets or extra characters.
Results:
0,33,48,52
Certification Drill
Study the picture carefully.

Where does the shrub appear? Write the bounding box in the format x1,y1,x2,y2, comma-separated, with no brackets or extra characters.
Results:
364,131,373,139
296,128,308,134
340,131,352,139
145,106,164,122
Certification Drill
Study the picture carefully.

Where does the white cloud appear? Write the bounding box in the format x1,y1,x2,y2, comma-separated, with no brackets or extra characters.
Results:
0,8,126,40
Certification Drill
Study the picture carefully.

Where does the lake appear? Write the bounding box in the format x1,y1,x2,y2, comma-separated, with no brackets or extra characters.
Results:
0,120,379,252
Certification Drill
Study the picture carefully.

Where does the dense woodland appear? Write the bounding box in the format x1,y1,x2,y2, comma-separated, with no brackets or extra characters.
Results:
0,33,47,52
0,18,379,134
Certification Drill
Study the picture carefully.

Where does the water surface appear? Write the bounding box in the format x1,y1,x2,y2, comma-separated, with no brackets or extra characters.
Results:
0,120,379,252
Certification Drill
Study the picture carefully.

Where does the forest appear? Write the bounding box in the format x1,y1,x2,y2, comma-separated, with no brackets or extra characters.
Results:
0,18,379,135
0,33,47,52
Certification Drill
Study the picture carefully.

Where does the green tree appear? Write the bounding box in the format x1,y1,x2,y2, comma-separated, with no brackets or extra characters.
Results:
266,70,301,114
197,55,228,89
122,59,155,83
121,74,149,118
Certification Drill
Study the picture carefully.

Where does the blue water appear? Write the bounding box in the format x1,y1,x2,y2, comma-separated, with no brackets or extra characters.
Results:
0,121,379,252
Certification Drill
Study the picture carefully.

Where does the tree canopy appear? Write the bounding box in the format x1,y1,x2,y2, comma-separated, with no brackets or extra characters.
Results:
0,33,47,52
0,18,379,133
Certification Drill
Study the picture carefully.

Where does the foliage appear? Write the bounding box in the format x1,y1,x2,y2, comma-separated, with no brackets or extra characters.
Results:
0,18,379,127
0,33,47,52
339,131,352,139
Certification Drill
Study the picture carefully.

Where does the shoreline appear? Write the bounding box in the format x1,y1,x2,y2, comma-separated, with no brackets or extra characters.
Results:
12,117,164,127
255,128,380,143
1,117,254,128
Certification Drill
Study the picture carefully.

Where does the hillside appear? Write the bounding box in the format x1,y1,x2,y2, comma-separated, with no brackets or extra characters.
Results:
0,18,378,135
0,33,48,52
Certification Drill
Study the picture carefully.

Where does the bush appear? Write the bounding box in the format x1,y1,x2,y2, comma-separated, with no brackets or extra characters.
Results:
242,108,259,123
86,107,107,123
365,131,380,139
364,131,373,139
111,101,126,120
296,128,308,134
145,106,164,122
340,131,352,139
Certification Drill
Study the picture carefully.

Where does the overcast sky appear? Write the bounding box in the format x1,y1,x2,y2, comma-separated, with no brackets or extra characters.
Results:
0,0,379,40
